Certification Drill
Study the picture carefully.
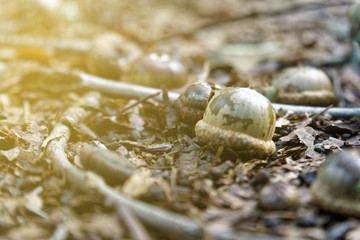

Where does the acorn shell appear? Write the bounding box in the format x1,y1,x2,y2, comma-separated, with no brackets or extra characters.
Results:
195,87,276,157
311,150,360,217
129,53,187,88
271,66,338,106
174,82,213,124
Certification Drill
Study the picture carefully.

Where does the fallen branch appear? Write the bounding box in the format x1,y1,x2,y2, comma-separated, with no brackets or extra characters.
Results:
118,206,151,240
80,144,136,186
48,223,68,240
78,72,180,102
14,69,360,117
78,72,360,118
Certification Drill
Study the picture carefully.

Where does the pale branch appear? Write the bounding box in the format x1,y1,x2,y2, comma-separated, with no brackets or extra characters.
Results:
117,206,152,240
78,72,180,102
78,72,360,118
48,223,68,240
273,104,360,118
42,92,204,238
80,144,136,186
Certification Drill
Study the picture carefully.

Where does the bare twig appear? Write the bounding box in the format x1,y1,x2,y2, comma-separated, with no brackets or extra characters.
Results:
311,104,334,119
77,72,360,118
80,144,136,186
272,103,360,118
48,224,69,240
118,92,160,115
106,140,172,153
118,206,152,240
78,72,180,102
14,68,360,118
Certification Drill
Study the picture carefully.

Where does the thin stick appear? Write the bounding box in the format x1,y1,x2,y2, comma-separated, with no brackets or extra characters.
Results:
118,91,160,114
197,61,210,83
79,72,180,102
272,103,360,118
311,104,334,119
48,223,68,240
118,206,152,240
78,72,360,118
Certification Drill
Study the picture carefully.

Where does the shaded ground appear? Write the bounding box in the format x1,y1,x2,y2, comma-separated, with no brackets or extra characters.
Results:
0,0,359,239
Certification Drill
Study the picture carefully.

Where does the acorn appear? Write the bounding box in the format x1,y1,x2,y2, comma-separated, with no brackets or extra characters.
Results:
348,3,360,74
311,149,360,217
195,87,276,158
86,32,142,79
128,53,187,88
174,82,218,124
270,66,338,106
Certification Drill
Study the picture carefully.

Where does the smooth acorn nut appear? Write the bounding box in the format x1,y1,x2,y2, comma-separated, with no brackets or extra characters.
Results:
174,82,217,124
311,150,360,217
128,53,187,88
195,87,276,158
87,32,142,79
271,66,338,106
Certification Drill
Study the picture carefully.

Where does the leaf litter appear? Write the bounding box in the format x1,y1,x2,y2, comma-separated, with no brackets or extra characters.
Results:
0,0,358,239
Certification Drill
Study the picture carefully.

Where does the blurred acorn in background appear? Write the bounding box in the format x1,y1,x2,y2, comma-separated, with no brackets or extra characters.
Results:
348,2,360,74
311,150,360,217
265,66,338,106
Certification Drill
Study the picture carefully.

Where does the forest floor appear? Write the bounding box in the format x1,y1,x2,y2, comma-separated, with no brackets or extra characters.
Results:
0,0,359,239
